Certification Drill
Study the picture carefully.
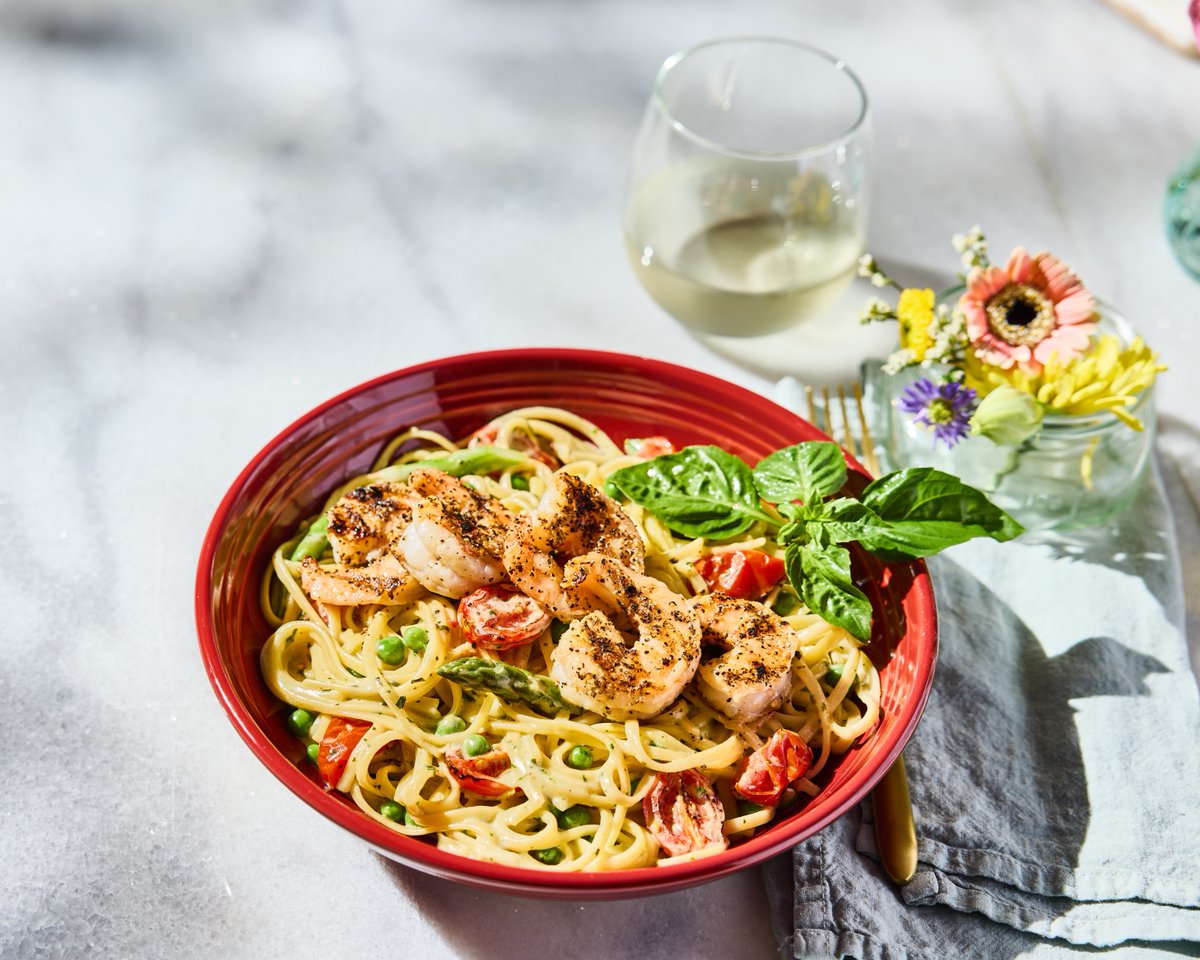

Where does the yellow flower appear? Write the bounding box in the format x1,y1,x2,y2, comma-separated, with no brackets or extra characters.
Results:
897,288,936,361
962,335,1165,430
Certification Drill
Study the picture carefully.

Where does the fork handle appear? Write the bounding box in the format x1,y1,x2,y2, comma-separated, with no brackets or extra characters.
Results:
871,753,918,884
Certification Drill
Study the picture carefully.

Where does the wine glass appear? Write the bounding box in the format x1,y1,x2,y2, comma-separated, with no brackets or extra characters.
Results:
622,37,872,338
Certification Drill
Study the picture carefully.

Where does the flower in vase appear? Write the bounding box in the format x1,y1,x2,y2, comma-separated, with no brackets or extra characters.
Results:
969,385,1043,445
1192,0,1199,47
897,288,936,362
959,248,1096,371
964,335,1165,430
897,377,978,448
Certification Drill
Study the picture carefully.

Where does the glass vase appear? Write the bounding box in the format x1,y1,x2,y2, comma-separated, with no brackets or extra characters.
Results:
864,308,1155,534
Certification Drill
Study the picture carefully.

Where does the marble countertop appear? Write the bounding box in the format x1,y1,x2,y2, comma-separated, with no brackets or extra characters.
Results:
2,1,1197,957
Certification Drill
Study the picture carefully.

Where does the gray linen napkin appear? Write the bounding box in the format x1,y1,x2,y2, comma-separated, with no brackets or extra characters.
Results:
763,409,1200,957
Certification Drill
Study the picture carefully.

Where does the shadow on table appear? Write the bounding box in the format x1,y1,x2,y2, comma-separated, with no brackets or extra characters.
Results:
1018,425,1186,613
921,555,1172,874
376,857,781,960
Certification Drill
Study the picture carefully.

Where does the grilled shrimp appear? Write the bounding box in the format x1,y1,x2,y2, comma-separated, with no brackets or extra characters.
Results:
326,482,417,566
299,554,425,607
502,472,645,617
690,593,796,724
393,468,514,599
549,554,700,721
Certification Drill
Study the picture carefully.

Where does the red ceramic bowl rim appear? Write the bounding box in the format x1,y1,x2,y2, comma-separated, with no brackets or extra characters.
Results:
195,347,937,896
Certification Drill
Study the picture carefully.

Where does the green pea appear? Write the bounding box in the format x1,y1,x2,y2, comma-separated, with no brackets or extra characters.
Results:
305,743,320,765
404,809,420,827
463,734,490,758
554,804,590,830
826,662,845,683
771,590,800,617
376,635,406,664
287,708,315,737
550,620,570,642
510,474,530,491
565,745,594,770
436,715,467,736
531,847,563,865
380,801,404,822
401,625,428,651
737,800,767,817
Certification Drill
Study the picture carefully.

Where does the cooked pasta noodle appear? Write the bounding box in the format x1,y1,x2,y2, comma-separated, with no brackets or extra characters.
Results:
260,407,880,869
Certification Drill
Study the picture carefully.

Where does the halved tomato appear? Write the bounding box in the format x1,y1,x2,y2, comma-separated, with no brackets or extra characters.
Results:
643,769,726,857
624,436,677,458
317,716,372,788
468,423,500,445
460,584,551,650
733,729,813,806
444,746,513,797
694,549,786,600
467,423,557,468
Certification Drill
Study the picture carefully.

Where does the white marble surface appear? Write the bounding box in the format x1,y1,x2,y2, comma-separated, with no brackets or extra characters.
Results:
1,1,1197,958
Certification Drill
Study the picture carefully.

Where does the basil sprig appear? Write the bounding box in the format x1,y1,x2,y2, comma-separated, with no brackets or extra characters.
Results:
607,441,1022,640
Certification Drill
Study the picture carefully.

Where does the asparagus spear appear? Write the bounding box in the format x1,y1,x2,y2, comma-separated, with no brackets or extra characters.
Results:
373,446,527,484
437,658,570,716
289,514,330,561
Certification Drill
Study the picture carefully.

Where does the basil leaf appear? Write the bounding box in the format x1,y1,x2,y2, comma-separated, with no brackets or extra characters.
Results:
753,442,847,507
804,497,891,545
859,467,1024,560
374,445,527,483
777,519,806,545
606,445,773,539
786,540,873,641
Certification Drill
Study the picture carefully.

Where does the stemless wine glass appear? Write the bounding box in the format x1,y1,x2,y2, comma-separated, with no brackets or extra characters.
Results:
622,37,871,338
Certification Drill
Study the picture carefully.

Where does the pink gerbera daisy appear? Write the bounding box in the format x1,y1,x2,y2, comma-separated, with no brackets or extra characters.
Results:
959,247,1096,371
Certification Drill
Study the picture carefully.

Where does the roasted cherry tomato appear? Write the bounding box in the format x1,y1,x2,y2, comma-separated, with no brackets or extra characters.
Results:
444,745,513,797
317,716,372,788
643,769,727,857
467,424,558,468
468,423,500,445
460,584,552,650
513,429,559,469
693,549,786,600
733,729,813,806
624,436,677,458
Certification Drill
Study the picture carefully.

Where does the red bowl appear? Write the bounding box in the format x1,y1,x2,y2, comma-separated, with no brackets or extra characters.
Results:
195,348,937,898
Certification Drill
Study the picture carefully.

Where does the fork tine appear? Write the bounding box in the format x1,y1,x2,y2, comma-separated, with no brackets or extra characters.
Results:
853,382,882,478
803,384,818,427
835,384,855,458
802,381,879,478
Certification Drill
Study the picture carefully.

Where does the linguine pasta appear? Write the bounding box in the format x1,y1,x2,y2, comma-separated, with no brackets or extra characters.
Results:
260,407,880,870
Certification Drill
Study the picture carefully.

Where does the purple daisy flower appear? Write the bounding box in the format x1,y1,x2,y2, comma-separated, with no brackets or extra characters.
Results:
897,378,978,449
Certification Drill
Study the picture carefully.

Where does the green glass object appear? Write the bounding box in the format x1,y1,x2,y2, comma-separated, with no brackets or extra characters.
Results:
1165,144,1200,281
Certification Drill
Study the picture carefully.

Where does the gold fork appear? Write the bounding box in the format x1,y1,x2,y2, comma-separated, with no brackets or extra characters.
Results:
804,383,918,886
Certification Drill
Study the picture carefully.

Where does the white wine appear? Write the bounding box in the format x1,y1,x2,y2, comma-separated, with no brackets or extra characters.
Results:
623,165,863,337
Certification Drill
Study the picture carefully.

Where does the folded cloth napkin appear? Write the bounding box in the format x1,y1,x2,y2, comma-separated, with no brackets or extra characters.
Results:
763,404,1200,958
